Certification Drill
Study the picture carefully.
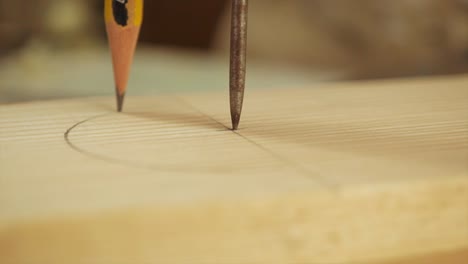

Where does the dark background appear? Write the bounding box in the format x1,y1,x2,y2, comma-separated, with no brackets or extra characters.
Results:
139,0,227,49
1,0,468,80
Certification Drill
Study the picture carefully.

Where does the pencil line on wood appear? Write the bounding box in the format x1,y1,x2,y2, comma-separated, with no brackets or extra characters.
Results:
177,96,336,189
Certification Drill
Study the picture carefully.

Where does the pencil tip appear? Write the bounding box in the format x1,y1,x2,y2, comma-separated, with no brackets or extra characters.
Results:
116,91,125,112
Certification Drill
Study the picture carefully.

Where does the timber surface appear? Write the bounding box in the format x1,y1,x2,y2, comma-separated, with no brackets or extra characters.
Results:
1,75,467,263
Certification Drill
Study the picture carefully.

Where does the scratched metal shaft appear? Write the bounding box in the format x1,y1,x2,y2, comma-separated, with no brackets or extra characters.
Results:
230,0,249,130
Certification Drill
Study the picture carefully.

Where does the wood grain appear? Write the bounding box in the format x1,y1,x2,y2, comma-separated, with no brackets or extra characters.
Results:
1,75,467,263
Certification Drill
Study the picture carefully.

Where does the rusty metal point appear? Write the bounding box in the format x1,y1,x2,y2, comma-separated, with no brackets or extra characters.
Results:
229,0,249,130
231,112,241,130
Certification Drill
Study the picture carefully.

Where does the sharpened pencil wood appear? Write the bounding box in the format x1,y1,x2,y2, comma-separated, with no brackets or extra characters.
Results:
105,0,143,112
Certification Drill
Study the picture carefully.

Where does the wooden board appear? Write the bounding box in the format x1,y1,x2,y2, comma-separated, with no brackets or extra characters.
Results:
1,75,467,263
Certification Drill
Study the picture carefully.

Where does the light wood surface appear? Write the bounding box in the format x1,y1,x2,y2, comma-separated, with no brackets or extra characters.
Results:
1,75,467,263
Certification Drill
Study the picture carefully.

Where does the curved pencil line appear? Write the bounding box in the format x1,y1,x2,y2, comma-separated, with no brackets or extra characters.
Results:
63,113,132,167
64,113,247,173
64,113,185,171
64,108,334,188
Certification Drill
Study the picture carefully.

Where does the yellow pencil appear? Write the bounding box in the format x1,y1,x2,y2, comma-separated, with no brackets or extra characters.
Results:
105,0,144,112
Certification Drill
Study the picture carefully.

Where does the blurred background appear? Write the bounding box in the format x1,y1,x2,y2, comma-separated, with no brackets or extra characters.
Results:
1,0,468,103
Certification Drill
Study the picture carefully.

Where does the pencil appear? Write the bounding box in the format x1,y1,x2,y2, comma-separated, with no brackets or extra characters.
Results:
230,0,249,130
105,0,144,112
